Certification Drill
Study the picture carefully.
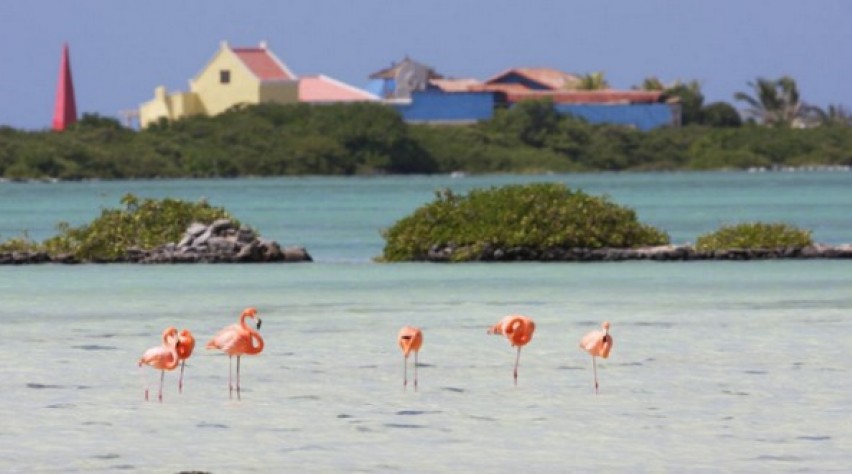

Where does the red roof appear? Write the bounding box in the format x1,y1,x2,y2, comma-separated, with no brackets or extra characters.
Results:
507,90,665,104
299,75,378,102
485,67,581,90
232,46,295,81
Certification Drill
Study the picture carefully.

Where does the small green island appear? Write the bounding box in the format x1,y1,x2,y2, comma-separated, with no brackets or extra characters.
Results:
0,194,311,264
379,183,852,262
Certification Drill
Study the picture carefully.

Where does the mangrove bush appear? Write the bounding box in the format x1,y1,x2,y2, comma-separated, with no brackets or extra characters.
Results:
695,222,813,251
381,183,670,261
1,194,238,261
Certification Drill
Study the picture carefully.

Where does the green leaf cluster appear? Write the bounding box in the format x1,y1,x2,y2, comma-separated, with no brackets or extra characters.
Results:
381,183,670,261
8,194,237,261
3,100,852,180
695,222,813,251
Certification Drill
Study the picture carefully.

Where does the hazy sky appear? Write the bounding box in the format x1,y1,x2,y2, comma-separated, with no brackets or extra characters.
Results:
1,0,849,130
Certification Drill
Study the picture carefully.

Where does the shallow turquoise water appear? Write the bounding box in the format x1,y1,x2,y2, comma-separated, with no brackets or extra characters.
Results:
1,172,850,471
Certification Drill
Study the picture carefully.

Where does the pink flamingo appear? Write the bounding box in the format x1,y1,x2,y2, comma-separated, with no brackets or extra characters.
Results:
579,321,613,394
176,329,195,393
397,326,423,390
488,315,535,385
206,307,264,398
138,327,181,402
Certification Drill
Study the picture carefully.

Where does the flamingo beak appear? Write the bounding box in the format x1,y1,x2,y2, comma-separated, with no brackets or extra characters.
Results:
256,318,262,330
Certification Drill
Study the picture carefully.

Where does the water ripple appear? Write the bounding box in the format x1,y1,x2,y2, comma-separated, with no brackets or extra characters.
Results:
385,423,426,429
281,444,331,453
91,454,120,460
73,344,117,351
633,321,674,328
197,422,228,429
396,410,441,416
289,395,321,401
469,415,496,422
753,455,802,462
27,383,63,389
27,382,91,390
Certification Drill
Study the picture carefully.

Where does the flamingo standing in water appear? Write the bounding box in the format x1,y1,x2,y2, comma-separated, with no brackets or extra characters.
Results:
397,326,423,390
579,321,613,394
488,315,535,385
176,329,195,393
206,307,264,398
138,327,181,402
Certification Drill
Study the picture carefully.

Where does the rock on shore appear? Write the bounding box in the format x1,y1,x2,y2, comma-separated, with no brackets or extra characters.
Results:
0,219,312,264
424,243,852,262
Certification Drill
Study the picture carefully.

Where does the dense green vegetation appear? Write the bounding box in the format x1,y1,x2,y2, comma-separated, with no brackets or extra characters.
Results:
0,194,237,261
1,97,851,180
695,222,813,251
380,183,670,262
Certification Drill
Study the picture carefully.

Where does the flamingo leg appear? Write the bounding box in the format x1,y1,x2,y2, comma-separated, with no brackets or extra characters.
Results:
414,351,419,391
403,355,408,390
592,356,599,394
158,370,165,403
179,360,185,394
228,355,234,398
513,346,521,386
141,366,149,401
236,356,242,400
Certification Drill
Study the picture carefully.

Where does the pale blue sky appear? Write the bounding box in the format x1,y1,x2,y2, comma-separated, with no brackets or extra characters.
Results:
1,0,849,129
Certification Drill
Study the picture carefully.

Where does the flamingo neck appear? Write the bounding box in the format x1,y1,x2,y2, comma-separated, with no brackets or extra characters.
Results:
165,338,180,370
245,329,264,354
161,327,177,345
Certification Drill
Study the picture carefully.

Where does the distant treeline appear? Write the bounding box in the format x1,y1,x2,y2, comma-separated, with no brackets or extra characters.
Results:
1,101,851,180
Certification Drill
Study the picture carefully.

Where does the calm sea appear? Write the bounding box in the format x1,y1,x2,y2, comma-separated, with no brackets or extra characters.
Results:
0,172,850,472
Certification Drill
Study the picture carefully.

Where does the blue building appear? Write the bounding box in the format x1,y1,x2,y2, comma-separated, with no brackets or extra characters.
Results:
367,59,680,129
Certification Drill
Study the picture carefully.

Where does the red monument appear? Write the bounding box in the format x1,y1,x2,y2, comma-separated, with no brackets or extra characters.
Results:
52,43,78,131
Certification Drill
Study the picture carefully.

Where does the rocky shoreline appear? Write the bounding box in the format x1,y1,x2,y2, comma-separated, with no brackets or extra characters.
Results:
0,219,312,265
424,243,852,262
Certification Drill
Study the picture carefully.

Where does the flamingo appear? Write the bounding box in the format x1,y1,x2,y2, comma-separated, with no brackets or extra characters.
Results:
138,327,181,402
579,321,613,394
176,329,195,393
206,307,264,398
488,315,535,385
397,326,423,390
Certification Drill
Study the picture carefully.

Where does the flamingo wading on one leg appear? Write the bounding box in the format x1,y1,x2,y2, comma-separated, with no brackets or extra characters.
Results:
488,315,535,386
579,321,613,394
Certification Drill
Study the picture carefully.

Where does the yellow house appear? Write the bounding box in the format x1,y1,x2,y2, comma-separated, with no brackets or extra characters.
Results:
139,41,299,128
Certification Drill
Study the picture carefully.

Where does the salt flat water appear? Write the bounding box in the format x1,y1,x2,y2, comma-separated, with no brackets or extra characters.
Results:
0,172,850,472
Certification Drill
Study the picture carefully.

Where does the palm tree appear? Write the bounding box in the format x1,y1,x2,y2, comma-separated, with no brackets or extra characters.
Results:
576,72,609,90
734,76,807,127
636,76,667,91
808,104,852,127
638,79,704,125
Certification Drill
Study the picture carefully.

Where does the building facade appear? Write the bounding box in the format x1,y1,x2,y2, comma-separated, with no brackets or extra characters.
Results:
139,41,299,128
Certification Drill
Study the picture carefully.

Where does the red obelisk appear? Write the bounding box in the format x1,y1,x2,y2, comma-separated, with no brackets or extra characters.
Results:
52,43,78,131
